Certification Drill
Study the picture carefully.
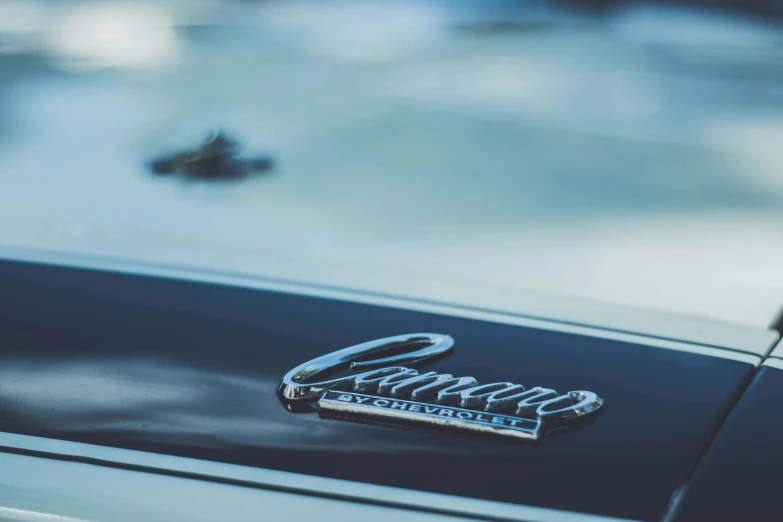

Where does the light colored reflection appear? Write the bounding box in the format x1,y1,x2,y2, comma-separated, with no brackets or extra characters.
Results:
0,0,782,330
0,357,450,453
0,1,44,37
387,57,572,111
610,71,660,118
261,0,443,62
0,506,92,522
0,451,469,522
703,118,783,194
47,2,179,71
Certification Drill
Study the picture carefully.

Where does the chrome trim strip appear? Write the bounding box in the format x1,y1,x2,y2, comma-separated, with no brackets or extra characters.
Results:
0,450,568,522
769,338,783,359
762,358,783,371
0,246,772,363
0,432,638,522
0,506,93,522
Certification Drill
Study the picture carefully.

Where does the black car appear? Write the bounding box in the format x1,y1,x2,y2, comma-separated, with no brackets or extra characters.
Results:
1,1,782,521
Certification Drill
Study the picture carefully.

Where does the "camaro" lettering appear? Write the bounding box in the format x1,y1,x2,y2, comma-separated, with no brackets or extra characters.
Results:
278,333,603,426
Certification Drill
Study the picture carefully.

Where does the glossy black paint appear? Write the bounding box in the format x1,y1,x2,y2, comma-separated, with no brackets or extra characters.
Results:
0,259,756,521
673,363,783,522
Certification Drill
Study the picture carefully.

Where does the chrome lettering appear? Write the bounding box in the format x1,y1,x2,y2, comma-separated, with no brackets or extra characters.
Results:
353,367,409,393
278,333,455,401
280,333,604,437
515,387,559,416
484,384,527,411
317,391,542,441
388,371,446,398
433,377,480,404
406,373,458,400
377,369,421,395
459,382,514,408
536,391,604,425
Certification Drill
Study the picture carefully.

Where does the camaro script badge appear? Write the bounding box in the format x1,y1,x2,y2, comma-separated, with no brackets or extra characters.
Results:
278,333,603,441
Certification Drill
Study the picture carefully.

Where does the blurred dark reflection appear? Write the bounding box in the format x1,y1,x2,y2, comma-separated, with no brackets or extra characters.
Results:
565,0,783,18
148,130,274,181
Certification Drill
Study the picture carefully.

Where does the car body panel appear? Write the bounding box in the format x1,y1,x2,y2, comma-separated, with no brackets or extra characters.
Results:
1,246,777,357
0,257,765,521
671,356,783,522
0,449,495,522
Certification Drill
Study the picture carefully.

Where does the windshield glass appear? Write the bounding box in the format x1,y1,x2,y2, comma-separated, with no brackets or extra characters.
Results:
1,0,782,328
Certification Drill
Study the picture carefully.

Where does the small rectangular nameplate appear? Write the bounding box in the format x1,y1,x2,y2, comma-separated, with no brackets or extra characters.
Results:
318,391,541,441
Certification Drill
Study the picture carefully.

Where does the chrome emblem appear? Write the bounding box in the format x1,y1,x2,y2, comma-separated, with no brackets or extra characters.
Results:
278,333,603,441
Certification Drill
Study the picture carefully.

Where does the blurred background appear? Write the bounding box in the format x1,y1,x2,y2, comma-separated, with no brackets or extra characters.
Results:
0,0,782,329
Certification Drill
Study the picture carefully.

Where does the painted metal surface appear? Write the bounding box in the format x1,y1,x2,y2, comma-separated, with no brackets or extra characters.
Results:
768,338,783,359
0,259,759,521
0,450,497,522
0,431,639,522
671,363,783,522
0,247,777,358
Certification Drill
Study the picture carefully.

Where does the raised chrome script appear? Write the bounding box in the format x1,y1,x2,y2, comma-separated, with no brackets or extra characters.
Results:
278,333,603,441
